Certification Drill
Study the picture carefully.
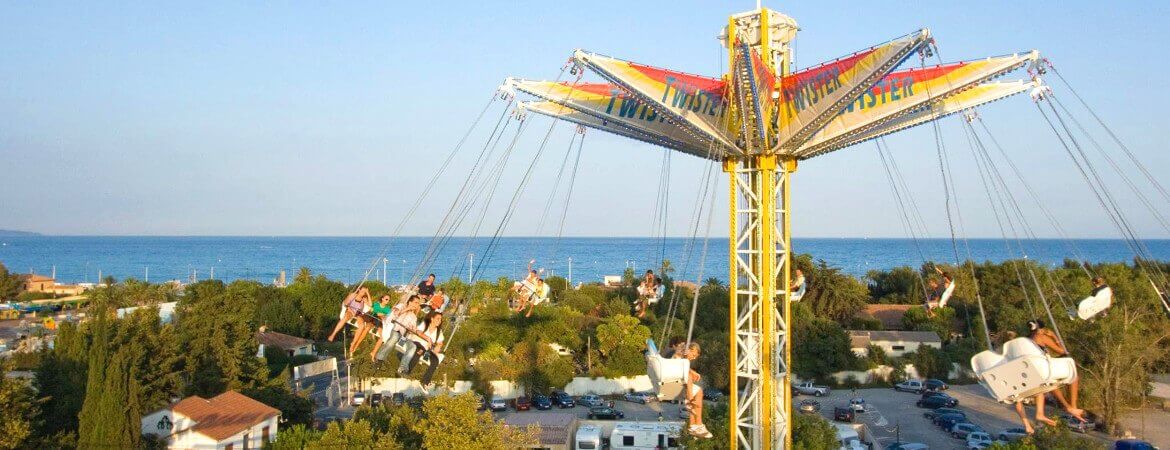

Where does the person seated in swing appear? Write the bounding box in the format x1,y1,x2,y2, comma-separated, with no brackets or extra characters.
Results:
1023,319,1085,429
678,342,712,438
398,311,446,387
790,269,807,301
328,286,371,342
417,273,437,302
371,294,421,362
425,287,449,314
923,278,941,312
926,268,954,316
1072,276,1112,320
521,278,550,318
349,293,391,355
512,260,544,312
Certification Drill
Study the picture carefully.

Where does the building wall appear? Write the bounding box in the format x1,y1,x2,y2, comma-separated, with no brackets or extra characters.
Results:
871,339,941,358
217,416,278,450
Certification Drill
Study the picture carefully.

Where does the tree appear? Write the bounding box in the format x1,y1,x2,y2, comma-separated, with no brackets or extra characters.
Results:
0,263,23,302
792,304,860,380
241,383,315,427
34,321,88,438
0,360,39,450
414,394,537,449
594,314,651,377
993,423,1105,449
177,280,270,396
791,413,838,450
804,260,869,324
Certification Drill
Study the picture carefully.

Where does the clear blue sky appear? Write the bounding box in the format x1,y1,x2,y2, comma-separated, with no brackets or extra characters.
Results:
2,1,1167,238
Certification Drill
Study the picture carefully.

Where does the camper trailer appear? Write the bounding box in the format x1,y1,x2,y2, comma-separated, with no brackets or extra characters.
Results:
609,423,682,450
574,424,601,450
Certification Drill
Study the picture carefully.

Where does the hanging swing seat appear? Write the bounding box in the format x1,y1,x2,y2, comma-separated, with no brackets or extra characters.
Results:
970,337,1077,403
645,339,690,402
938,281,956,308
1073,286,1112,320
790,281,807,302
638,284,666,304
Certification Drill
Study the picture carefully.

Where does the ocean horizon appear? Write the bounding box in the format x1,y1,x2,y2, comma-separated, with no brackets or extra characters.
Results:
2,235,1168,287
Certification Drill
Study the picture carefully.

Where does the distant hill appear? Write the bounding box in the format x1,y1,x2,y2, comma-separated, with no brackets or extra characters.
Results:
0,229,40,236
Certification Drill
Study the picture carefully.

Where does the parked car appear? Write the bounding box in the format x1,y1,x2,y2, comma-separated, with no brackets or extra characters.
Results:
624,391,653,404
849,397,866,413
925,379,949,391
407,395,425,409
894,380,926,394
703,390,724,401
1061,414,1097,433
391,392,405,406
997,427,1028,441
488,398,508,412
798,399,821,414
795,381,830,397
833,406,855,422
1115,439,1160,450
587,406,625,420
951,423,985,440
965,431,995,448
368,392,383,407
351,392,366,406
936,414,969,431
513,395,531,411
924,407,965,420
532,393,552,410
578,394,612,408
550,391,575,408
919,392,959,407
885,443,929,450
917,395,952,409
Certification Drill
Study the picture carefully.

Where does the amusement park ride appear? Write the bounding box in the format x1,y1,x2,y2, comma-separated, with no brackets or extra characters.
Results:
504,4,1048,450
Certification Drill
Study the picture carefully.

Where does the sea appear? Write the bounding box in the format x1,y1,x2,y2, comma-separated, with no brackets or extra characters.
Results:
1,236,1168,286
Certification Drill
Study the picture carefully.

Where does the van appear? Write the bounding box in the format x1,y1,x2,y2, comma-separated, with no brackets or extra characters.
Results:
575,424,601,450
834,423,865,450
610,423,683,450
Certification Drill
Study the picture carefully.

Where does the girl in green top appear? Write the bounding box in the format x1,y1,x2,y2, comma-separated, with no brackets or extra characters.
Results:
349,294,393,356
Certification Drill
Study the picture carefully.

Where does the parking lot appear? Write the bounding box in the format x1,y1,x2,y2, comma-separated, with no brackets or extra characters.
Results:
804,385,1119,449
489,394,691,423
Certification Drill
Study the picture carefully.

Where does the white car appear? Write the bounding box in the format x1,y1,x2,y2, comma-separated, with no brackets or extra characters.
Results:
849,397,866,413
488,398,508,412
966,431,994,449
351,392,366,406
623,391,654,404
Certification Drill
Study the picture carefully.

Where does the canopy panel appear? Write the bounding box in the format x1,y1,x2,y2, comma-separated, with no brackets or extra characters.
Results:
519,100,717,159
798,79,1037,158
773,30,933,153
796,51,1039,154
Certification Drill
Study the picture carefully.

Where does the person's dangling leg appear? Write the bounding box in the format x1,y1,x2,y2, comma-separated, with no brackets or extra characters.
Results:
328,309,355,342
421,352,440,385
397,341,418,375
1035,393,1057,427
1015,401,1035,434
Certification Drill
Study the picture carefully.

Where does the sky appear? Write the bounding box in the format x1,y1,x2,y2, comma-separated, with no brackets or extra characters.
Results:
1,1,1168,239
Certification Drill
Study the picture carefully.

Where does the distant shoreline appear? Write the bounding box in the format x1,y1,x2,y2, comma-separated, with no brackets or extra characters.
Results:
0,229,40,237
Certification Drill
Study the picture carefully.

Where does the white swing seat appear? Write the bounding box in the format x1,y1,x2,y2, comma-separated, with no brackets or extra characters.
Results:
938,281,956,308
645,339,690,402
637,285,666,304
395,338,445,366
531,284,551,305
970,337,1077,403
790,282,807,302
1075,286,1112,320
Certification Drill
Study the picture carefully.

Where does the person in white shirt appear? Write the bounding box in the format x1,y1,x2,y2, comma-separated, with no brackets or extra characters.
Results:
398,311,446,385
371,295,421,362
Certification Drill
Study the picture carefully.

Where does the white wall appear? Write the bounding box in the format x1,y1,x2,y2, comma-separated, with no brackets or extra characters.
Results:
217,415,278,450
361,376,654,399
871,340,941,358
563,376,653,396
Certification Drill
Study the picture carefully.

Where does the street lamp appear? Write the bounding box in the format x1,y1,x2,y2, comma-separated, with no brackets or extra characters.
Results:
383,258,388,286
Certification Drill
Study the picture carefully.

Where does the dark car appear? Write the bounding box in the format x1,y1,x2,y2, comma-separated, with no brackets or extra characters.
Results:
391,392,405,406
998,427,1028,442
532,394,552,410
550,391,575,408
1115,439,1159,450
925,379,949,391
407,395,425,409
587,406,625,420
703,390,724,401
924,407,965,420
932,413,966,427
1060,414,1097,433
833,406,855,422
920,392,959,407
916,395,952,409
936,415,969,431
369,392,383,407
513,395,531,411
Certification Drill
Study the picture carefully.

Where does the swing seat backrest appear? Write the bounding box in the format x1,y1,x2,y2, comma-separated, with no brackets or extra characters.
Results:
938,281,956,308
970,337,1077,403
791,281,807,302
645,339,690,402
1076,286,1113,320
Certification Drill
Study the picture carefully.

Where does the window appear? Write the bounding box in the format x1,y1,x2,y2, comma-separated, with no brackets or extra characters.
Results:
225,445,233,450
892,345,906,351
623,436,635,446
578,443,596,450
668,437,679,447
262,426,270,442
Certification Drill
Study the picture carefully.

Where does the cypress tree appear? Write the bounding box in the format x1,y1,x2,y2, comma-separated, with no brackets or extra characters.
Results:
76,313,111,447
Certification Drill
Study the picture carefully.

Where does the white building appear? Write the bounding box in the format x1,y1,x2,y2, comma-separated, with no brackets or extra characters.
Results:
849,330,942,358
256,327,315,357
141,390,280,450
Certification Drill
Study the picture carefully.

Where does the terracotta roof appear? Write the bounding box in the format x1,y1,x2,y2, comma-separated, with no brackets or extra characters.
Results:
856,304,915,330
172,391,280,441
256,330,314,350
849,333,871,349
503,412,576,445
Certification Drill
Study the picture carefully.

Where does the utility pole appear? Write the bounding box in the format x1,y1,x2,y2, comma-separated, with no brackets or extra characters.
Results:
383,258,388,285
568,257,573,285
145,266,149,282
468,253,474,281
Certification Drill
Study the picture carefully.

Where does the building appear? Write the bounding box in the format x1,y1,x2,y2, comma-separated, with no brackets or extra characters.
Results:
854,304,915,330
848,330,942,358
141,391,279,450
17,273,87,296
256,327,315,357
502,412,577,450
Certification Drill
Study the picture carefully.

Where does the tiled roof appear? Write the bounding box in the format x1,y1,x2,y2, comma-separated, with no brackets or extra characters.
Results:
256,330,314,350
503,412,576,445
172,391,280,441
857,304,915,330
848,330,942,344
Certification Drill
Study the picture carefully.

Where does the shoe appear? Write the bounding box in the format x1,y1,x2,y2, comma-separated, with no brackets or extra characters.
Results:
689,424,713,439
